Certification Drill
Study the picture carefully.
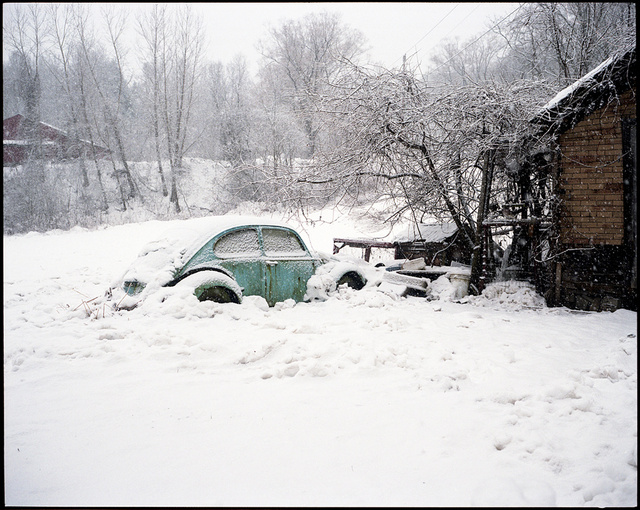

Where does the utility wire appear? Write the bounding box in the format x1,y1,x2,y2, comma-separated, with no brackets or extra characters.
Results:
391,2,461,68
436,4,481,41
426,3,524,75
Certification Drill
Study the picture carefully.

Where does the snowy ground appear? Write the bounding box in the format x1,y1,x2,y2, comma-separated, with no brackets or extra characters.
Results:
3,212,637,507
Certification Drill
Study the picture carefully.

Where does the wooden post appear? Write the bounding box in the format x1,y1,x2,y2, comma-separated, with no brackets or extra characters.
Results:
555,261,562,304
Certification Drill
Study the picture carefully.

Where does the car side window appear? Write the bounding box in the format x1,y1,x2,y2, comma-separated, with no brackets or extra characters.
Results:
213,228,261,258
262,228,307,257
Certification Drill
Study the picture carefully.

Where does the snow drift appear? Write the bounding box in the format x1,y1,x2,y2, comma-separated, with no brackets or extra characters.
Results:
3,213,637,507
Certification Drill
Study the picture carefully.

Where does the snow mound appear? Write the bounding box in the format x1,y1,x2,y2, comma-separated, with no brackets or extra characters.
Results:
469,280,547,310
426,275,459,302
305,272,338,301
305,257,383,302
4,209,638,507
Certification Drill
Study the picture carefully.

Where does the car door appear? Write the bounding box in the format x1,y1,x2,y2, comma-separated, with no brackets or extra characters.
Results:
260,227,317,305
213,227,265,298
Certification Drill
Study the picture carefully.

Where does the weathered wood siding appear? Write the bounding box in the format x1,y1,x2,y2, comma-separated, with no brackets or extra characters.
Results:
557,88,635,246
555,88,636,311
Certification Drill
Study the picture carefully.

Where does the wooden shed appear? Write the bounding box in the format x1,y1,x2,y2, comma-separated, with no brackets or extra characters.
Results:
3,114,109,165
333,222,472,266
394,222,471,266
533,46,636,311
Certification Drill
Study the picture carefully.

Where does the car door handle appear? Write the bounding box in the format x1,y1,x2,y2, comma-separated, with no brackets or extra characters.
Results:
266,260,278,266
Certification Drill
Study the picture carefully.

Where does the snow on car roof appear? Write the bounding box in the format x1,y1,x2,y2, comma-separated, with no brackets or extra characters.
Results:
118,215,297,288
168,215,296,261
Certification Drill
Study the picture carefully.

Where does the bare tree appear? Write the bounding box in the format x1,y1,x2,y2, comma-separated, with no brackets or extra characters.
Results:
426,3,636,88
427,33,506,86
72,33,111,212
2,3,60,233
156,4,206,212
201,61,226,160
493,2,636,86
137,4,169,197
258,12,366,158
101,6,136,198
219,55,252,165
3,3,44,148
47,4,92,188
299,61,556,291
71,5,137,210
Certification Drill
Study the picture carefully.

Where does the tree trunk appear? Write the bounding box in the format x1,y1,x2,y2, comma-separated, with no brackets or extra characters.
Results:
110,156,128,211
78,71,109,211
170,171,181,213
153,94,168,196
111,119,136,199
469,149,493,295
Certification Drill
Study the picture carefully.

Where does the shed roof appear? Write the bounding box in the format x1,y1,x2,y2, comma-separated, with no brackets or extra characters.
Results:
3,114,105,147
397,222,459,243
532,45,636,133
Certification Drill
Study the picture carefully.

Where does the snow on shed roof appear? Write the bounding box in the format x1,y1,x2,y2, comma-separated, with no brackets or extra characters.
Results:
540,56,615,113
533,45,636,128
396,222,458,243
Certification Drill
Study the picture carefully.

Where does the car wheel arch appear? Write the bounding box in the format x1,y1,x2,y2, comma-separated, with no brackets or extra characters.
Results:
174,269,243,304
335,270,367,290
169,266,237,287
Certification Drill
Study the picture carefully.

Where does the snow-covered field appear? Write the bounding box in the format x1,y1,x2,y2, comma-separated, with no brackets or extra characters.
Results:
3,211,637,507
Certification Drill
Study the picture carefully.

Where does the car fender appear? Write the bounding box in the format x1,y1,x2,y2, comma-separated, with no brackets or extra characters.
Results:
169,263,236,287
305,258,370,301
175,270,243,303
326,262,367,287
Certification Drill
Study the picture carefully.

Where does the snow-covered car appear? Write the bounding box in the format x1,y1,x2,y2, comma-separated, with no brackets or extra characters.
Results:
104,215,368,310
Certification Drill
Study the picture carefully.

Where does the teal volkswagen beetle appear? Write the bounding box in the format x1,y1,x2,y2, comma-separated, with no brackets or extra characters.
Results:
106,215,367,310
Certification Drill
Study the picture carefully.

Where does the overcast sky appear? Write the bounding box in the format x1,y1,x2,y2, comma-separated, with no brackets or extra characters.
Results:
195,2,520,71
3,2,521,74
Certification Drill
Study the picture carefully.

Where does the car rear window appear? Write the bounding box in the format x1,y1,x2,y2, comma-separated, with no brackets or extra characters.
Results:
262,228,307,256
214,228,261,258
